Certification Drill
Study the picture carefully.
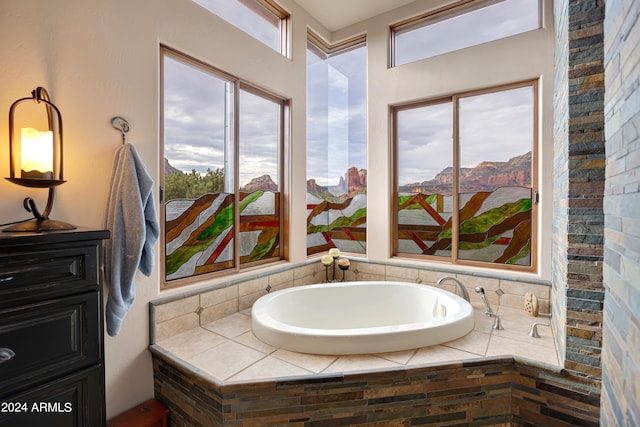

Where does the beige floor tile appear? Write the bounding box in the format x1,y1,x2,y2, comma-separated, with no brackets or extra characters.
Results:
497,305,552,324
165,303,562,385
202,312,251,339
272,349,337,373
228,356,313,382
410,345,479,365
189,341,265,381
323,355,401,374
493,307,555,348
443,330,491,356
234,331,277,354
157,327,227,360
375,349,417,365
492,321,555,348
486,335,559,366
473,310,496,333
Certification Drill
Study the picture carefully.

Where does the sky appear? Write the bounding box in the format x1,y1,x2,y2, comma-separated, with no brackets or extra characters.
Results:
306,44,367,186
164,55,281,188
193,0,281,52
396,86,533,186
395,0,540,65
164,0,537,189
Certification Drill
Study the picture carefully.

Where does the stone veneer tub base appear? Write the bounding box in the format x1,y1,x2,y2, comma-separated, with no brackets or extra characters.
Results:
151,346,600,427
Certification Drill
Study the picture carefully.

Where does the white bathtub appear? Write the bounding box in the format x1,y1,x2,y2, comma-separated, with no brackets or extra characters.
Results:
251,281,475,355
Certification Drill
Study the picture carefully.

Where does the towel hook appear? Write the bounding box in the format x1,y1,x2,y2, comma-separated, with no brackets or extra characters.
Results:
111,116,130,144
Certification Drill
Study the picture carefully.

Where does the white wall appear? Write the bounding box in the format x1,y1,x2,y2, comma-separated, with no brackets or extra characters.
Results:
0,0,553,417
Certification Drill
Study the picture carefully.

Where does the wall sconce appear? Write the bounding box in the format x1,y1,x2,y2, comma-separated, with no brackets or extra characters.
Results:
4,87,75,232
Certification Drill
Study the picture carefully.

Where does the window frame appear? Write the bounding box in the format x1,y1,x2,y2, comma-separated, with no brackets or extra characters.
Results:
391,80,539,273
305,31,368,257
389,0,542,67
193,0,290,57
254,0,290,56
160,45,289,289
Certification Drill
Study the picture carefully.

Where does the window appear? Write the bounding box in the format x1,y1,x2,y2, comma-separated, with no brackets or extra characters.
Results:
394,81,537,271
392,0,541,66
192,0,289,56
161,47,286,285
306,33,367,256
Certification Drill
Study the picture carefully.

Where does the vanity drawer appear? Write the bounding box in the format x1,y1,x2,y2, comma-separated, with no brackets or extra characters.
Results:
0,364,105,427
0,244,101,308
0,291,101,396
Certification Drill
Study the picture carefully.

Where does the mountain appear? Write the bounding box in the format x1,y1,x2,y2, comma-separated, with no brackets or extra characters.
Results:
400,152,531,194
165,158,183,176
242,174,278,191
306,167,368,200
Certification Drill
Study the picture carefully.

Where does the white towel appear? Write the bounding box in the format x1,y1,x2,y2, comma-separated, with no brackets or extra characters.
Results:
104,143,159,337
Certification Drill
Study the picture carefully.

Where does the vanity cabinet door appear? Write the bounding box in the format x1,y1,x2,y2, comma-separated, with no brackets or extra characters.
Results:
0,291,100,396
0,229,109,427
0,364,104,427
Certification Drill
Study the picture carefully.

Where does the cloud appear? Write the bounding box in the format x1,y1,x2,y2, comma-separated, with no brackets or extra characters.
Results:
395,0,538,65
164,56,228,173
192,0,280,50
459,86,533,168
164,15,533,192
239,90,280,186
396,85,533,185
306,45,367,186
397,102,453,184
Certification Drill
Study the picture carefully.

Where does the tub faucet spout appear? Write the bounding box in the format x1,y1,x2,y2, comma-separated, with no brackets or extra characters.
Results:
474,286,494,314
486,311,504,330
436,276,470,302
474,286,503,330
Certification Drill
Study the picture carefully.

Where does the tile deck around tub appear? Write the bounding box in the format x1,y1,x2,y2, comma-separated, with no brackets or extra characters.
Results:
155,304,559,384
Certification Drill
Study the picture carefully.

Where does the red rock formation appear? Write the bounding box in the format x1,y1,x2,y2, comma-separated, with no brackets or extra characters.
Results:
243,174,278,191
400,152,532,194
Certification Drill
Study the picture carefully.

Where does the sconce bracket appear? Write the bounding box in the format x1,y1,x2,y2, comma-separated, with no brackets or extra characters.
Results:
2,188,76,232
3,218,76,232
5,178,66,188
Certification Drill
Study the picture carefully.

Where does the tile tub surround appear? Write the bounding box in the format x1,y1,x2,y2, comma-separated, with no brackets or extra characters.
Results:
154,306,560,383
150,259,552,344
150,263,571,425
151,350,600,426
148,305,600,425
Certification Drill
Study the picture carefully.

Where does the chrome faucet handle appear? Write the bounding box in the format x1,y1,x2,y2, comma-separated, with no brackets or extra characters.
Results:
528,322,550,338
492,314,503,330
486,312,503,330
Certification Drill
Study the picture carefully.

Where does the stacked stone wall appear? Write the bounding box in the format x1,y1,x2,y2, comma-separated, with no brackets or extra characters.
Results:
602,0,640,424
553,0,606,381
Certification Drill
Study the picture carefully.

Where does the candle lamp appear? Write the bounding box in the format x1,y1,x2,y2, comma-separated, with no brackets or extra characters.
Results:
329,248,340,281
321,254,333,283
338,258,350,281
4,87,75,232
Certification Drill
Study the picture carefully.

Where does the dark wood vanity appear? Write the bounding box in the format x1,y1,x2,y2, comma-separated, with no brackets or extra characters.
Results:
0,229,109,427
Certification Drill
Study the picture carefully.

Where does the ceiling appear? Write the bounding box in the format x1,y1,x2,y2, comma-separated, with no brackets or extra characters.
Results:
292,0,416,32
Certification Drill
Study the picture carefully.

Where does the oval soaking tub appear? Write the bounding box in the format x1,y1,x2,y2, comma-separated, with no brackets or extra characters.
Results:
251,281,475,355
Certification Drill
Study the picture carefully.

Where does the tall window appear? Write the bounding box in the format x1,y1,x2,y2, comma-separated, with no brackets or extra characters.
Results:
392,0,541,66
306,33,367,256
394,81,537,271
192,0,289,56
161,47,286,286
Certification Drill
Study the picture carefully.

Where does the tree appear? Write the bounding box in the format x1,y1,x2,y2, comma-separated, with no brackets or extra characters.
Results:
165,167,225,200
